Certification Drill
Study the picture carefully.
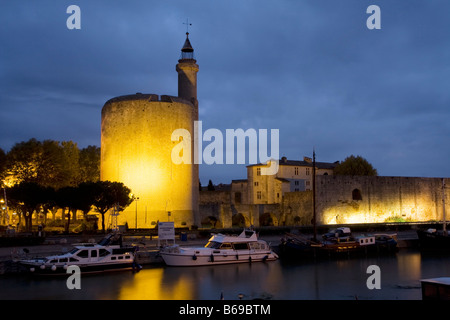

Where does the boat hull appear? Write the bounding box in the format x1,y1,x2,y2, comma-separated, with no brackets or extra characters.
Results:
278,238,397,260
417,230,450,251
160,251,278,267
19,261,139,275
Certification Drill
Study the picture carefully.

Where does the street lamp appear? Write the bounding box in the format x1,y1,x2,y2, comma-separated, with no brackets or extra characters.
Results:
135,196,139,229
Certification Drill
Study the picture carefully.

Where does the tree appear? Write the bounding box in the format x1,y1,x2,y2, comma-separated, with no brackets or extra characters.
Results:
0,148,6,183
5,139,82,189
60,140,81,186
40,186,58,224
7,182,46,232
6,138,42,185
56,186,79,233
333,155,378,176
207,179,215,191
91,181,133,232
79,146,100,183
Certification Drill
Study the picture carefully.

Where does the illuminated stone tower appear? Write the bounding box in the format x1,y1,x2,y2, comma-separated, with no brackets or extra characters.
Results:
100,33,199,229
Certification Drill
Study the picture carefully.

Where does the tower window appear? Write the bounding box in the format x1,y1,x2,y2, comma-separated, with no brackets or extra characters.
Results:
257,191,262,200
256,168,261,176
352,189,362,201
294,167,299,175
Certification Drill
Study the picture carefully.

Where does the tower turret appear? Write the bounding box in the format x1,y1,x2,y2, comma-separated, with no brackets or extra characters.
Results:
176,32,199,109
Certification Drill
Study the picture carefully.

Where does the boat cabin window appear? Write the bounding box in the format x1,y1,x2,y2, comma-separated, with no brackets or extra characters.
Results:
77,250,89,258
69,257,78,262
99,249,110,257
91,250,98,258
219,243,233,249
233,243,249,250
249,242,266,250
60,258,68,263
205,241,221,249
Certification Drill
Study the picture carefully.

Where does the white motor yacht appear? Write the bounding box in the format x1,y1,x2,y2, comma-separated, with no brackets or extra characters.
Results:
19,233,140,275
159,229,278,267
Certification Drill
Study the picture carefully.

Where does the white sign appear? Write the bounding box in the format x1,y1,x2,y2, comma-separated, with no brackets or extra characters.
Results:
158,222,175,240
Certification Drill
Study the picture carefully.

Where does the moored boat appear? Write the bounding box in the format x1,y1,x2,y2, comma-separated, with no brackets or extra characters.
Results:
417,228,450,251
159,229,278,266
417,179,450,252
19,233,140,275
278,227,397,260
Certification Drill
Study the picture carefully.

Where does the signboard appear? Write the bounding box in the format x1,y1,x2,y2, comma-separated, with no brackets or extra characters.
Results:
158,222,175,242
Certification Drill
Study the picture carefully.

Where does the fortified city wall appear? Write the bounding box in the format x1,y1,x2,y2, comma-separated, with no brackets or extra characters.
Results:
198,176,448,228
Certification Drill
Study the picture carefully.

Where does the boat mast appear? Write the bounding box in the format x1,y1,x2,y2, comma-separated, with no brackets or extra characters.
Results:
443,178,447,235
313,149,317,242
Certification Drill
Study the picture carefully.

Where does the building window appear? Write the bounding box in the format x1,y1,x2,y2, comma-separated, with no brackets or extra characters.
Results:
235,192,242,204
254,182,259,186
294,188,299,191
277,193,280,199
257,191,262,199
306,168,310,175
352,189,362,201
306,181,310,186
294,181,299,186
294,167,299,175
256,168,261,176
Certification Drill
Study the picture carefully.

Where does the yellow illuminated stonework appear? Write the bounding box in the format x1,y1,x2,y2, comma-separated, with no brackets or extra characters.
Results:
316,176,449,225
101,34,200,229
101,95,199,228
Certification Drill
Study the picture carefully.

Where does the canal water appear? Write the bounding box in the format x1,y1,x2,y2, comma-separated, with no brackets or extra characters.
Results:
0,248,449,300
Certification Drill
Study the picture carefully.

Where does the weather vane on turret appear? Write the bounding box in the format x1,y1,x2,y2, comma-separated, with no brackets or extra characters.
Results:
183,18,192,34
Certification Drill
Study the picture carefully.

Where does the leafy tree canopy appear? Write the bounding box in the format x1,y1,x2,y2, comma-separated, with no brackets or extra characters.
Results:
333,155,378,176
3,138,100,189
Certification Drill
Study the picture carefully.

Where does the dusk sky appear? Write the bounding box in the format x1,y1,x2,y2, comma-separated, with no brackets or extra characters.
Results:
1,1,449,185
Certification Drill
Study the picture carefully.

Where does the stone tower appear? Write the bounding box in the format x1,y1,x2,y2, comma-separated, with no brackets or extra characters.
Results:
177,32,199,112
100,33,199,229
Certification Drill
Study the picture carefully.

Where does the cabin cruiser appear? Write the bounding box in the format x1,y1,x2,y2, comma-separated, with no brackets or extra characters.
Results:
278,227,397,259
417,228,450,251
159,229,278,266
19,233,140,275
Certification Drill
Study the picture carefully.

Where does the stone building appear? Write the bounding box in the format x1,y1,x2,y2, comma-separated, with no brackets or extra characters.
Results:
199,160,449,229
199,156,338,228
240,156,337,205
101,33,199,228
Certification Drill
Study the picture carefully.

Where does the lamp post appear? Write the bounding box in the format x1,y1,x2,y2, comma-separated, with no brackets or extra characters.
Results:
2,187,8,226
135,196,139,230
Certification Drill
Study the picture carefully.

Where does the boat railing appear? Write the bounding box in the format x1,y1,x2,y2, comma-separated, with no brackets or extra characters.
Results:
284,233,321,245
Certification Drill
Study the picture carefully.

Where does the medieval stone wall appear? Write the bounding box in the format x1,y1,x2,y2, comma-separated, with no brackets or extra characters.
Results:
316,175,449,225
198,176,449,228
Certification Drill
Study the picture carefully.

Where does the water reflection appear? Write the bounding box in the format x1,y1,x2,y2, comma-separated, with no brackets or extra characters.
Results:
1,249,449,300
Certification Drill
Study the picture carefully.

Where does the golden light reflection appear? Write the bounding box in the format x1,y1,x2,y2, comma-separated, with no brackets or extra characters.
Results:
397,251,421,282
118,268,195,300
